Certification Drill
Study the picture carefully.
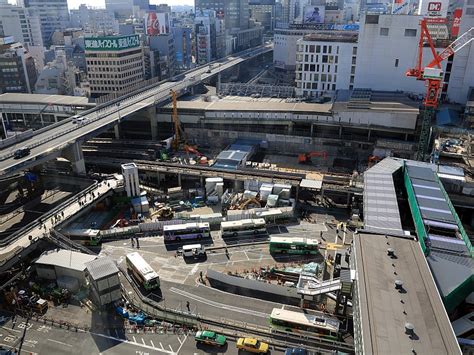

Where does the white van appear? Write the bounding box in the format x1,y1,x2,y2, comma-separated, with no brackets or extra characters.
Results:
182,244,206,258
72,115,86,124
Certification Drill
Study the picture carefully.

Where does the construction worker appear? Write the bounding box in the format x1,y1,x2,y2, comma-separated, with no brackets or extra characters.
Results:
186,301,190,311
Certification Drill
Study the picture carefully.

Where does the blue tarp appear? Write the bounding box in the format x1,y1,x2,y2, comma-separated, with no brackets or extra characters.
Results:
436,108,462,127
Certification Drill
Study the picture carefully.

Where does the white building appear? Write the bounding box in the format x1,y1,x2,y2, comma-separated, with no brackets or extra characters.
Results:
85,257,121,308
295,32,358,98
85,34,145,97
0,2,43,48
121,162,140,197
446,1,474,104
70,4,119,35
354,14,447,95
35,50,77,95
274,25,318,70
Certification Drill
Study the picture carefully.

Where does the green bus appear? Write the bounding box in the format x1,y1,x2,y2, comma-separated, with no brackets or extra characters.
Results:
269,236,319,255
62,228,102,246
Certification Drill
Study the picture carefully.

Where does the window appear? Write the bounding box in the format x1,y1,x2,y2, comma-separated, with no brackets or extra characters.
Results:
395,58,399,67
467,7,474,15
380,27,389,36
352,47,357,55
352,57,356,65
323,45,327,53
309,45,315,53
321,74,327,82
405,29,417,37
322,55,328,63
316,45,321,53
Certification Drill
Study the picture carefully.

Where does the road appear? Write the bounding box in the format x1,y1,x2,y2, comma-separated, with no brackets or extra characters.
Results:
0,45,272,177
0,315,285,354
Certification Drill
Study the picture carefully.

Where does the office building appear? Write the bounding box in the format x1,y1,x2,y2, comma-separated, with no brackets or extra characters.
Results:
35,50,78,95
22,0,69,46
84,34,145,97
195,0,250,31
295,32,358,98
194,10,218,64
249,0,276,32
70,5,119,35
149,34,176,79
105,0,134,19
172,27,192,70
446,1,474,104
354,14,445,96
0,2,43,47
0,37,37,94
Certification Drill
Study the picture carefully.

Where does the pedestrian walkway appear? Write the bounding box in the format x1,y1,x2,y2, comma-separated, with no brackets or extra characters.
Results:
0,175,122,266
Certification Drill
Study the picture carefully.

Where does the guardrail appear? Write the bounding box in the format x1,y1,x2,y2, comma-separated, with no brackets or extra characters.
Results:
120,266,354,353
0,181,98,249
0,46,272,165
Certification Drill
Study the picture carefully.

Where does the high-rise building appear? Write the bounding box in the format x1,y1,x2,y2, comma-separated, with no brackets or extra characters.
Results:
195,0,250,31
194,10,219,64
70,4,119,35
172,27,192,70
84,34,145,97
105,0,134,19
249,0,276,32
0,2,43,47
22,0,69,46
295,32,358,98
0,37,37,94
35,50,78,95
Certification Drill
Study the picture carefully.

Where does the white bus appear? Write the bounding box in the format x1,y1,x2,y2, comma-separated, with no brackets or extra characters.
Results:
269,308,340,340
220,218,266,237
126,252,160,290
62,228,101,246
163,222,210,242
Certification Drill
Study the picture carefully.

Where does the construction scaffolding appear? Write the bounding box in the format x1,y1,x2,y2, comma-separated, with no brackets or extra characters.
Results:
219,83,295,98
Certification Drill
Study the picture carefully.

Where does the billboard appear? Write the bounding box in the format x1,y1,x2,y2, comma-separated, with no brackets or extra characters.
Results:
392,0,410,14
418,0,448,18
145,11,170,35
84,35,140,51
303,6,325,24
451,8,462,37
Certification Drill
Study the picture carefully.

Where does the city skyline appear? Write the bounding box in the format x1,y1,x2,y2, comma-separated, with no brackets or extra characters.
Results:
8,0,193,10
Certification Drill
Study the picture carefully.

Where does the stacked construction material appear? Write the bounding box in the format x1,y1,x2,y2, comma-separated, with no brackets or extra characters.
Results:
205,177,224,204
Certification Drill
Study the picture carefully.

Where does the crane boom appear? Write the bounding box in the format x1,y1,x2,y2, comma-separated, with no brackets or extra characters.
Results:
427,27,474,68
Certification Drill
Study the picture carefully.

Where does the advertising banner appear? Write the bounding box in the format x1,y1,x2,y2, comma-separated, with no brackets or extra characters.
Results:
84,35,140,51
303,5,325,24
451,8,462,37
418,0,448,18
146,11,170,35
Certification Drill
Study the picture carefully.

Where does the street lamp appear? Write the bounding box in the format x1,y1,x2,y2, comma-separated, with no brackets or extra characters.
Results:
116,102,121,122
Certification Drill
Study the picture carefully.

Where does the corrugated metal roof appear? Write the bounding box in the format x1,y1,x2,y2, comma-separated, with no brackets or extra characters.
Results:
300,178,322,190
35,249,96,272
85,257,119,281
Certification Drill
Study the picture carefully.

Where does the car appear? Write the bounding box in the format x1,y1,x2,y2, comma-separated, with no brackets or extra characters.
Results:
14,147,30,159
236,337,269,353
194,330,226,346
72,116,86,124
285,348,308,355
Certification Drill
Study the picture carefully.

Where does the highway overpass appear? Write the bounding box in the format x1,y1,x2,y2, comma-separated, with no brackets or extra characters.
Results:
0,45,272,177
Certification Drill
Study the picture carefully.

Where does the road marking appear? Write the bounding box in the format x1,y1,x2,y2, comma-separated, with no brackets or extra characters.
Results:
90,331,174,354
159,341,164,350
150,340,155,348
2,326,20,333
142,338,146,345
169,287,268,318
168,344,173,352
48,338,72,347
176,335,187,354
0,343,38,355
133,335,137,342
190,264,199,275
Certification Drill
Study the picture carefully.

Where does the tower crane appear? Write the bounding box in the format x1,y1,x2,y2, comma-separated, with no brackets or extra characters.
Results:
406,19,473,161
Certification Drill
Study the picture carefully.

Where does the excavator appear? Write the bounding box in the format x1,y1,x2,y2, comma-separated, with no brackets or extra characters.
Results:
170,89,203,156
298,151,328,164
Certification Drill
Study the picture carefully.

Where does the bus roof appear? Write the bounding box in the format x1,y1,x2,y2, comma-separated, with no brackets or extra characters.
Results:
269,236,319,245
163,222,210,232
182,244,203,250
270,308,340,333
126,252,159,281
63,228,100,237
221,218,266,228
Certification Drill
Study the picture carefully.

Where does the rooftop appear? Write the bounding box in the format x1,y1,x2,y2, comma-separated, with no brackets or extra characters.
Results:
301,31,358,43
353,232,461,355
85,256,119,281
35,249,97,272
0,93,94,107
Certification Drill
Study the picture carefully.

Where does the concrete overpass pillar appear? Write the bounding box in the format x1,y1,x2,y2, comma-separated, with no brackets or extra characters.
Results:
177,173,182,187
114,123,121,139
146,106,158,140
288,122,294,135
217,72,221,94
63,141,86,175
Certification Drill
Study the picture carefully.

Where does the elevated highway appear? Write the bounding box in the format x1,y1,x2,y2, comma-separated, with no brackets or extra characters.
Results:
0,45,272,177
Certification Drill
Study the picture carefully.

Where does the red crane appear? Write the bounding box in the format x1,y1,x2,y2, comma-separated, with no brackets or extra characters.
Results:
406,19,473,160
